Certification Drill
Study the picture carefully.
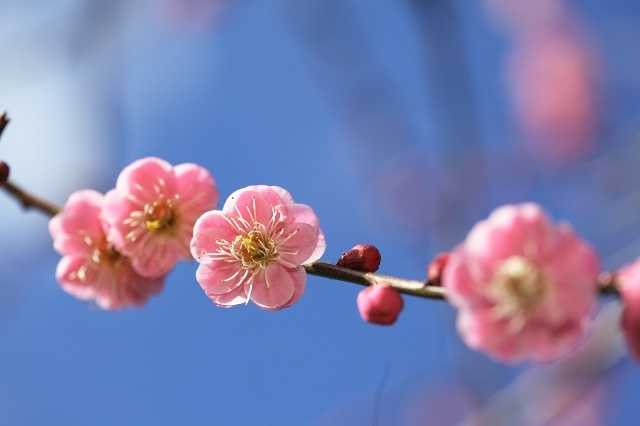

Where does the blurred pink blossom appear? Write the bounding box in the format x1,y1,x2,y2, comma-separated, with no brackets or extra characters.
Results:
357,284,404,326
160,0,226,30
190,185,325,310
508,33,600,164
49,190,164,310
444,203,600,362
485,0,566,34
617,259,640,360
103,157,218,278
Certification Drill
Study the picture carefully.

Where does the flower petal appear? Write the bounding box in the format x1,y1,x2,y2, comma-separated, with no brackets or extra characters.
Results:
196,262,245,296
249,264,298,310
55,255,97,300
277,222,319,266
115,157,176,205
281,267,307,308
210,285,248,308
174,163,219,216
130,238,183,278
93,260,165,310
304,230,326,264
50,190,105,256
190,210,238,261
287,203,320,229
223,185,293,213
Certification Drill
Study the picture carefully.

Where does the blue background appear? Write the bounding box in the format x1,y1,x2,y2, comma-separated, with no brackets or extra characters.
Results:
1,1,638,424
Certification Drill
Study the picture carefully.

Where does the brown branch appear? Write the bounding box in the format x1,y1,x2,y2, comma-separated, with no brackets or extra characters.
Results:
1,180,61,217
305,263,620,301
305,262,446,300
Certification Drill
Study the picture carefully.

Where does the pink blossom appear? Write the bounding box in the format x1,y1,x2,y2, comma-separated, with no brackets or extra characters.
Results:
190,185,325,310
508,34,599,164
357,284,404,326
443,203,600,362
49,190,164,310
103,157,218,278
616,259,640,360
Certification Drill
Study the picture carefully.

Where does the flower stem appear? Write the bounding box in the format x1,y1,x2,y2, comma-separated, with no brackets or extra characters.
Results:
305,262,446,300
1,180,61,217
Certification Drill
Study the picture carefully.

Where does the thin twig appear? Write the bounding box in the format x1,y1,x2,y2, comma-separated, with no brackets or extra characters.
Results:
305,262,447,300
0,112,9,138
1,180,61,217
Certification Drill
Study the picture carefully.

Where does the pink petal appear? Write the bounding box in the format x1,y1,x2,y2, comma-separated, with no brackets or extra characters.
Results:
190,210,237,261
174,163,219,215
93,261,165,310
102,189,137,249
278,222,320,266
285,203,326,263
249,264,299,310
195,262,245,296
210,285,248,308
287,203,320,229
55,255,97,300
305,230,326,264
115,157,176,205
543,227,599,320
223,185,293,213
443,250,491,310
465,204,554,269
457,310,525,362
223,188,279,226
49,190,105,256
281,267,307,308
130,239,183,278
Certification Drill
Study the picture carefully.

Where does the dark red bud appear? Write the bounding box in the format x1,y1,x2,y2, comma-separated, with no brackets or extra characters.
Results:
337,244,381,273
0,161,9,185
427,252,450,286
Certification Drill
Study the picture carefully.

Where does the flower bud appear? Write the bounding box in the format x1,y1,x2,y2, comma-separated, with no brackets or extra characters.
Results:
357,284,404,326
337,244,381,273
0,161,9,185
427,252,450,286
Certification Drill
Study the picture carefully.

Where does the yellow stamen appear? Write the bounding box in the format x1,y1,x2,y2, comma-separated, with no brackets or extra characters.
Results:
144,198,175,232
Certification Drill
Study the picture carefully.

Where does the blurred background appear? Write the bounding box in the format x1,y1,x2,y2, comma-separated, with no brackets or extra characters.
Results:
0,0,638,424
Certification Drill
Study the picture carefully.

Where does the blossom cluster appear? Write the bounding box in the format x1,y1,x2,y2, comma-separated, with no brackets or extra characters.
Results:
50,157,324,311
47,157,640,365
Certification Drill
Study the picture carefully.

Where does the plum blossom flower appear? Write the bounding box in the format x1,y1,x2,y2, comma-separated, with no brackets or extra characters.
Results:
508,34,599,164
616,259,640,360
49,190,164,310
190,185,325,310
357,284,404,326
103,157,218,278
443,203,600,362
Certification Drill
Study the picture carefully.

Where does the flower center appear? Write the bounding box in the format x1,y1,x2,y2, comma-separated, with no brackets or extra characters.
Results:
90,243,121,266
232,230,278,269
491,256,548,325
144,198,175,232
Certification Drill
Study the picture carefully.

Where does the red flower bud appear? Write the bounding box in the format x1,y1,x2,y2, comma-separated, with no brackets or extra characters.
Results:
357,284,404,326
337,244,381,272
427,252,450,286
0,161,9,185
